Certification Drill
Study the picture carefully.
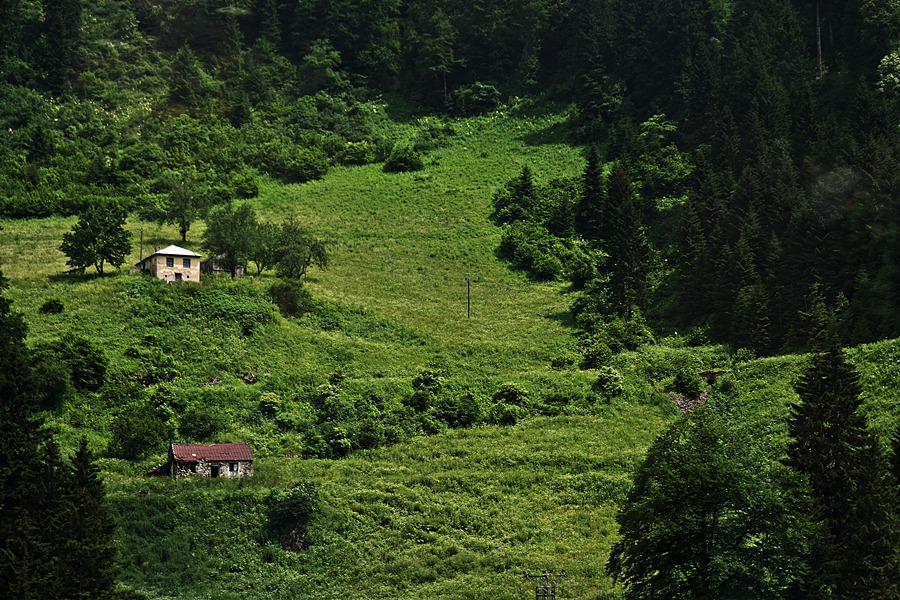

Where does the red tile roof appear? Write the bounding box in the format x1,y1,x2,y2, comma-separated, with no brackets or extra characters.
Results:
170,443,253,462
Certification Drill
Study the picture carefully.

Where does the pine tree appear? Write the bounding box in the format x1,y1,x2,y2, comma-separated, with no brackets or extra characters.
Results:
576,145,608,244
606,163,651,316
786,339,900,597
60,438,119,600
0,269,51,598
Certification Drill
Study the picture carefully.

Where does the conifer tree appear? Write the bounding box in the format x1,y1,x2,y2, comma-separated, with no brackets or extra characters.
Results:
576,145,607,244
0,269,47,599
786,339,900,597
60,438,119,600
606,163,651,316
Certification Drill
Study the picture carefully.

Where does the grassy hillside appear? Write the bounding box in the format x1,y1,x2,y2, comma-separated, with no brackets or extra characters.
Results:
4,104,900,598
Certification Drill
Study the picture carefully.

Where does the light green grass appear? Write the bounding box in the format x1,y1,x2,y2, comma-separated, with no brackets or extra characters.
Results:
109,409,668,600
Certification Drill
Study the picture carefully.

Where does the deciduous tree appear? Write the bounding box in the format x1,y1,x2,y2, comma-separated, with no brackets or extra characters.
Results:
608,407,811,599
60,203,132,275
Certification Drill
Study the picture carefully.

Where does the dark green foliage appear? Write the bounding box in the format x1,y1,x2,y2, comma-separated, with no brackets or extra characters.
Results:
275,218,331,280
269,280,314,317
786,341,900,597
39,298,64,314
0,276,120,598
60,202,132,275
450,82,501,115
383,142,425,173
267,481,319,550
498,221,566,280
592,366,624,400
107,403,173,460
202,202,258,278
179,408,221,442
608,408,811,599
61,438,119,600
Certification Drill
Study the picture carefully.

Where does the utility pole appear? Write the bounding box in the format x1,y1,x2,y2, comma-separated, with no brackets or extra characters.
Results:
467,278,471,319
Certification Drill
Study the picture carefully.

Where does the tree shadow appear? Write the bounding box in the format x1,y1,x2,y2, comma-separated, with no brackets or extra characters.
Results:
47,271,114,284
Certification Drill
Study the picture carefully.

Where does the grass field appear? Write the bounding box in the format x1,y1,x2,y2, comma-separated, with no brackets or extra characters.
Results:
5,103,900,598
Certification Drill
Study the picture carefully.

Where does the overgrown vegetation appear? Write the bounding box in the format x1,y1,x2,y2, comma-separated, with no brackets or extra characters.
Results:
4,0,900,597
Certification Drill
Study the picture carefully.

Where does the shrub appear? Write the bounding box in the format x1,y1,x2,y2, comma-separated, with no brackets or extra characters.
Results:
39,298,64,314
31,349,73,409
492,382,529,406
267,481,319,550
487,402,520,426
39,333,108,391
383,143,424,173
579,334,613,369
269,280,314,317
593,366,625,400
434,392,485,428
259,391,283,418
498,222,567,281
671,365,703,398
108,403,172,460
450,82,502,115
179,408,221,441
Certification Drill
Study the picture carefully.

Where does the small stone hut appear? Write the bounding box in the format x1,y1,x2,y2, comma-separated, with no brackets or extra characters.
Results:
137,245,202,283
168,443,254,478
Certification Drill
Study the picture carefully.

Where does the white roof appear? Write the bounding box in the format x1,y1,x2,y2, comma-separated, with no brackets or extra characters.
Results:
149,245,202,258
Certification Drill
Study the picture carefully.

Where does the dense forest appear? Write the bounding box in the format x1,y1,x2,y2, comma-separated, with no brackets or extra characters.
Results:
3,0,900,597
3,0,900,352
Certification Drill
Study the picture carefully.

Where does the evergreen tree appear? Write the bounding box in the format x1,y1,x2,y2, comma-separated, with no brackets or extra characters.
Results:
60,438,119,600
0,268,47,599
605,163,651,316
786,339,900,597
576,145,608,244
42,0,83,91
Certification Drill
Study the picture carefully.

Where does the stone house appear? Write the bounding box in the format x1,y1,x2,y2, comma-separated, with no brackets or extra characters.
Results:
137,245,202,283
167,442,254,478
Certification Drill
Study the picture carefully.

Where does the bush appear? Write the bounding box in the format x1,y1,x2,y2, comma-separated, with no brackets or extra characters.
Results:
108,403,172,460
498,222,567,281
492,382,529,406
487,402,520,426
383,143,424,173
268,481,319,551
269,280,314,317
434,392,485,428
37,333,108,392
179,408,221,441
671,364,703,398
39,298,64,314
579,334,613,369
450,82,502,115
593,366,625,400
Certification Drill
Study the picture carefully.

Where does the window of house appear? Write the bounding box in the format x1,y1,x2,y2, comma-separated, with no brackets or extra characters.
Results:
183,258,191,268
166,257,174,267
229,462,238,473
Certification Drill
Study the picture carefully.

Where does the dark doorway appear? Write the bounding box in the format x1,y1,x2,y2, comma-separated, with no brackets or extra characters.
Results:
210,465,220,477
175,272,183,282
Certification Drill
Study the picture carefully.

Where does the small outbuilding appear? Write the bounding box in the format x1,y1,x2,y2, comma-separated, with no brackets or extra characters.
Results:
137,245,202,283
164,442,254,479
200,254,245,277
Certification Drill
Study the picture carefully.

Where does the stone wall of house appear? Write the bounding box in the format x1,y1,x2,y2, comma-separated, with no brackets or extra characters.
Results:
172,459,253,478
149,255,201,283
